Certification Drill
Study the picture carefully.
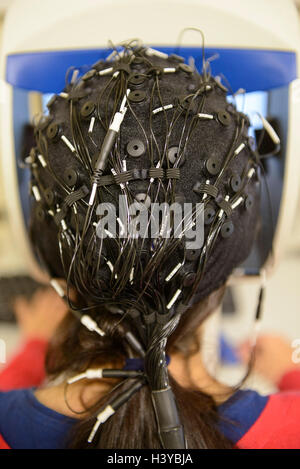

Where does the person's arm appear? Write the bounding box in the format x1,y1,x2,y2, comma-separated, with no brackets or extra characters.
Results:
238,334,300,391
233,334,300,448
0,287,68,391
0,338,48,391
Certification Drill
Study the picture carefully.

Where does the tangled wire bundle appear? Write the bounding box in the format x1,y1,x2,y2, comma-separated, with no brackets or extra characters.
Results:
27,40,261,448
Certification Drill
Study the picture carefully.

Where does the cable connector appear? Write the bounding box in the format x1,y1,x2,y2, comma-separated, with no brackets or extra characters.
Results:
81,315,105,337
109,88,130,132
68,368,144,384
50,278,65,298
250,269,267,348
68,369,103,384
88,379,145,443
89,89,130,206
88,405,115,443
145,48,168,59
234,142,246,156
109,110,126,133
256,112,281,152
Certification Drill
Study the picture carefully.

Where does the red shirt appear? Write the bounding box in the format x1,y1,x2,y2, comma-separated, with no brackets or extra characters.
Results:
0,339,47,391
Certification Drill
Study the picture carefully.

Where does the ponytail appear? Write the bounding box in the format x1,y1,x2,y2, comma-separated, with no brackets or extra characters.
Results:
45,287,232,449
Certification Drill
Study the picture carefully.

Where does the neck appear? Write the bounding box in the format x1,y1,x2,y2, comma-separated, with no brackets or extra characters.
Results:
35,349,232,419
168,351,232,403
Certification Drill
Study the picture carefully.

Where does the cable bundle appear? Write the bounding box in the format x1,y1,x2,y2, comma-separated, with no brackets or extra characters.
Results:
27,39,261,448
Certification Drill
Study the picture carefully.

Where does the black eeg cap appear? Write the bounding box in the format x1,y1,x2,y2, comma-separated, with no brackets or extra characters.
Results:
29,47,260,317
27,43,261,450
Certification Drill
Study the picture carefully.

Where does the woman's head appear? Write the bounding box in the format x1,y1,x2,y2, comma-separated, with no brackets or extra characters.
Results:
30,43,259,315
27,41,261,448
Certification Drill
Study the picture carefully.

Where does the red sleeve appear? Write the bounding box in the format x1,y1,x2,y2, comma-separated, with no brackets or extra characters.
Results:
236,392,300,449
0,434,10,449
0,339,48,391
277,369,300,392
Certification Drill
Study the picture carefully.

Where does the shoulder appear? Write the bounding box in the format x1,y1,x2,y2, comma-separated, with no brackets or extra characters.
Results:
236,391,300,449
0,389,31,447
0,389,29,420
218,389,269,445
0,388,76,449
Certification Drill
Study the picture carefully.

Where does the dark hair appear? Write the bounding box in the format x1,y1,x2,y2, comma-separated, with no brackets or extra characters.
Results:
46,285,234,448
28,40,260,448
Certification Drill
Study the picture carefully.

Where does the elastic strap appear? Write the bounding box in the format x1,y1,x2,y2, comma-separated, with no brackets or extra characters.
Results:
149,167,165,179
95,168,181,187
194,182,218,198
166,168,180,179
54,184,89,224
216,198,233,217
65,185,89,206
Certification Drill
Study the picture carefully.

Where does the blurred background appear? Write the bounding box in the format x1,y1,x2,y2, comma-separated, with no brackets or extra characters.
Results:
0,0,299,394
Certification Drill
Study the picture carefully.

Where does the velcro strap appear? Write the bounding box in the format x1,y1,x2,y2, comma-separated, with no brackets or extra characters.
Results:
65,185,89,206
114,170,133,185
95,167,180,187
217,199,233,217
166,168,180,179
97,174,115,186
149,167,165,179
54,185,89,225
193,182,218,198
